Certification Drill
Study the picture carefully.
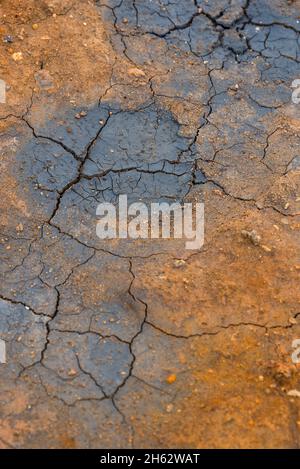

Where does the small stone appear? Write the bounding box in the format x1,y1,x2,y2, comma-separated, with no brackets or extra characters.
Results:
122,18,128,24
32,24,39,30
261,244,272,252
287,389,300,398
16,223,23,232
68,369,77,377
3,35,13,43
288,317,297,325
12,52,23,61
166,373,177,384
75,110,87,119
128,67,146,78
241,229,261,246
229,83,239,93
166,404,174,413
173,259,186,268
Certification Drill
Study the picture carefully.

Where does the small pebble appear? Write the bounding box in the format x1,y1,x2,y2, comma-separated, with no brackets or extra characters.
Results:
128,67,146,78
287,389,300,398
3,35,13,43
241,229,261,246
173,259,186,268
261,244,272,252
166,374,177,384
75,111,87,119
12,52,23,61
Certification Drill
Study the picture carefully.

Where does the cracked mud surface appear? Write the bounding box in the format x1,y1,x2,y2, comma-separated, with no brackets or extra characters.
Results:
0,0,300,449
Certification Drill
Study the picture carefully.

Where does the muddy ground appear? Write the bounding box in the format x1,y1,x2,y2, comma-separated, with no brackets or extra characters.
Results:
0,0,300,449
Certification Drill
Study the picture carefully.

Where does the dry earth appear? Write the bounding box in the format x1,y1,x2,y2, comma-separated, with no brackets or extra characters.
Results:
0,0,300,448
